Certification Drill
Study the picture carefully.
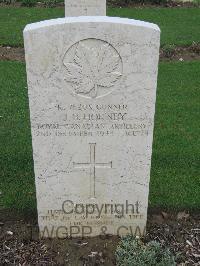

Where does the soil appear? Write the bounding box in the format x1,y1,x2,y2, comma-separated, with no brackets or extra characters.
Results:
160,45,200,62
108,0,200,8
0,0,199,8
0,211,199,265
1,45,200,63
0,46,25,62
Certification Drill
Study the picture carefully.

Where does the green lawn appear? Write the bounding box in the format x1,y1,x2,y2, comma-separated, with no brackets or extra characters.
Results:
0,61,35,213
0,7,200,47
150,61,200,209
0,60,199,213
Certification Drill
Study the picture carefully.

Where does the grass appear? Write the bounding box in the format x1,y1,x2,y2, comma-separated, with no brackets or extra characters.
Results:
0,61,36,213
150,61,200,209
0,60,199,213
0,7,199,47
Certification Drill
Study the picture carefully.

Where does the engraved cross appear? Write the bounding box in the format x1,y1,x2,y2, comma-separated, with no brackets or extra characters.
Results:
73,143,112,199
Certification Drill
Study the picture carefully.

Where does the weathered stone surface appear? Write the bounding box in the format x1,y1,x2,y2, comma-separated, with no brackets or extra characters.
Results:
65,0,106,17
24,17,160,237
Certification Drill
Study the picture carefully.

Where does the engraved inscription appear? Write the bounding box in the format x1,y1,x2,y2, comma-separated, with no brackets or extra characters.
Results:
73,143,112,199
63,39,122,98
65,0,106,17
34,103,151,138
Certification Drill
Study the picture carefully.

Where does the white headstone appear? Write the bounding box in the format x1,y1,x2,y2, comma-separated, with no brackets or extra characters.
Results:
65,0,106,17
24,16,160,238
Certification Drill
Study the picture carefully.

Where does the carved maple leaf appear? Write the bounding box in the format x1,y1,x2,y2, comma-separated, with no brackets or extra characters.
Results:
63,42,122,98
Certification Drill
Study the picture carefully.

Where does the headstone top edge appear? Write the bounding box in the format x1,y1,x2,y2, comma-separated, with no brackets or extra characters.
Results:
23,16,160,34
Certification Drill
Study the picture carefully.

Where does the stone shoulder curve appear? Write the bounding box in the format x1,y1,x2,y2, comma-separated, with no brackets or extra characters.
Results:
23,16,160,34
